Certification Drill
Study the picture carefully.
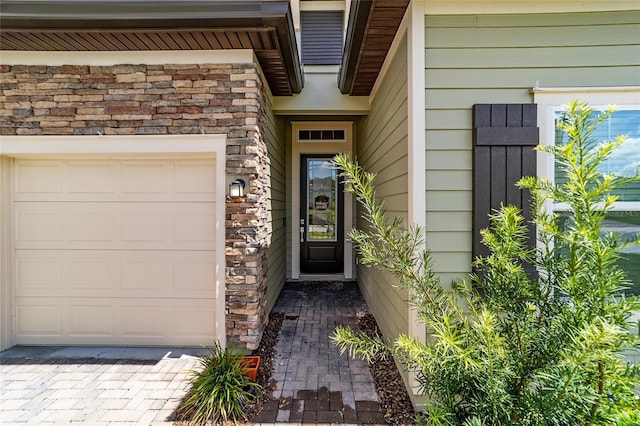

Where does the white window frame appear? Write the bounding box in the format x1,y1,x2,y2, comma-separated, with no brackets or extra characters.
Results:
534,87,640,292
535,87,640,213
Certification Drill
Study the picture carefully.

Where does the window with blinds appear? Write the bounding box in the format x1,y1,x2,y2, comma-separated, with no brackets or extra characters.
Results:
301,11,344,65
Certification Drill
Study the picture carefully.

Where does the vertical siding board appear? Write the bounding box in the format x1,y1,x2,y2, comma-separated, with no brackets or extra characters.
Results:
521,146,538,246
490,146,507,211
473,146,492,258
491,104,507,127
506,147,523,206
522,104,537,127
507,104,523,127
474,104,491,127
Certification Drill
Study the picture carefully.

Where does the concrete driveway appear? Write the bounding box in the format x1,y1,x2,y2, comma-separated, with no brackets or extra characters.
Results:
0,346,207,425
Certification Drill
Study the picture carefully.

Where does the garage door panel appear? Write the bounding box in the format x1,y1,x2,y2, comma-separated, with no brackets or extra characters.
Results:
172,306,218,338
16,250,215,299
16,209,63,242
68,161,117,194
16,302,63,337
174,259,216,291
16,297,218,345
14,157,220,346
122,210,166,243
173,209,216,243
14,159,216,202
69,306,114,337
14,161,63,195
173,161,216,194
122,162,167,194
15,202,215,250
121,306,166,337
70,211,113,242
16,254,62,289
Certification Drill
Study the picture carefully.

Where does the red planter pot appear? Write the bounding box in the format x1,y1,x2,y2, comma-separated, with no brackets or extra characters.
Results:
240,356,260,382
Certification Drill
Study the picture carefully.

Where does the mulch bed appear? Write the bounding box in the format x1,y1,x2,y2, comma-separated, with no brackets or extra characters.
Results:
358,313,417,425
246,312,284,419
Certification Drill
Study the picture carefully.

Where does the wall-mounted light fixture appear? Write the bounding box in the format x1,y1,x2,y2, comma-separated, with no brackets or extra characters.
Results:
228,178,246,198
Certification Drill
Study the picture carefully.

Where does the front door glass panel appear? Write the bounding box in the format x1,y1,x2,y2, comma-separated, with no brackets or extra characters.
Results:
306,158,337,241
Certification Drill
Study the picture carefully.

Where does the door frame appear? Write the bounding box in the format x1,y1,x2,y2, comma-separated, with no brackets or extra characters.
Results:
291,121,354,280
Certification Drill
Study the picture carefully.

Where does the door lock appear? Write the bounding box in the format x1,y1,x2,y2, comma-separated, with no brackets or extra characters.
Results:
300,226,305,243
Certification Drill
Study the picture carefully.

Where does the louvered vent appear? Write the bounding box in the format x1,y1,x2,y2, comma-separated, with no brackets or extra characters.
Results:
298,129,346,142
301,11,344,65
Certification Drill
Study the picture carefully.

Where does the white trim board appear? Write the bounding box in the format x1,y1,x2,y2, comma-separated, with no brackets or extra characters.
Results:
0,50,256,66
0,134,226,157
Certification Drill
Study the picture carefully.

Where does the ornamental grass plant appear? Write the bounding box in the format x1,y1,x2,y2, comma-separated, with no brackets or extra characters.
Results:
177,342,261,425
331,100,640,425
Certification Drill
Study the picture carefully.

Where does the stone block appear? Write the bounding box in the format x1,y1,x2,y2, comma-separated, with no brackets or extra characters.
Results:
112,64,146,74
115,73,146,83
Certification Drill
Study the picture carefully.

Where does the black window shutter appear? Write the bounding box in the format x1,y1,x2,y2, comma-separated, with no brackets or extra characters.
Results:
472,104,539,260
301,11,344,65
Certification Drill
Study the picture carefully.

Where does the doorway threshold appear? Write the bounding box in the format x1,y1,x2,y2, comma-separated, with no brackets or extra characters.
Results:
293,274,353,282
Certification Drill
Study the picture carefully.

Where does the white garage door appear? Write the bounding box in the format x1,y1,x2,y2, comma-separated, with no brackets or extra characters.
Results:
13,158,219,346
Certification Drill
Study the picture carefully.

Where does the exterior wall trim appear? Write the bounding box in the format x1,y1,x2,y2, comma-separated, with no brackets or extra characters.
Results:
0,134,227,350
406,0,427,395
0,134,226,156
0,50,255,66
0,156,12,350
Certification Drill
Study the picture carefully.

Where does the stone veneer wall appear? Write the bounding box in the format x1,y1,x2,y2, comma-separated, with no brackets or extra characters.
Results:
0,62,272,349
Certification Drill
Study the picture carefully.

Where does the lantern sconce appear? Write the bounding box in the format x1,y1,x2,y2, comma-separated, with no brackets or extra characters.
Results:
228,178,246,198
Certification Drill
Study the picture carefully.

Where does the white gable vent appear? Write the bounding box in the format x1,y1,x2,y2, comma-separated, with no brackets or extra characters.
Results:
298,129,346,142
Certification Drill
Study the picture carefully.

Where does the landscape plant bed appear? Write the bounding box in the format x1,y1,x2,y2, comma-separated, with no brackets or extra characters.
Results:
358,313,417,425
173,312,284,425
246,312,284,421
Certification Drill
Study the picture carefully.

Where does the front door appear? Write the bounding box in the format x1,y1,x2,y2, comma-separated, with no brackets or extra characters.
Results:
300,155,344,273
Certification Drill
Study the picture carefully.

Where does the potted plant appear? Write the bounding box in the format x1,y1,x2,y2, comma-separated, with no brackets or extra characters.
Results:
240,355,260,382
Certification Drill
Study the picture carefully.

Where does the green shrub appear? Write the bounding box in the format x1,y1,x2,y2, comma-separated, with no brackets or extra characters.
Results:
177,342,261,425
331,100,640,425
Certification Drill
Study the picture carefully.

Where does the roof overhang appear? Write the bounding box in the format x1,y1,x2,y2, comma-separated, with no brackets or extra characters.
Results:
338,0,409,96
0,0,303,95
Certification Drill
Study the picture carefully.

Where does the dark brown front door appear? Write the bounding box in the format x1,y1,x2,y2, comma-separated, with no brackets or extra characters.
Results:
300,155,344,273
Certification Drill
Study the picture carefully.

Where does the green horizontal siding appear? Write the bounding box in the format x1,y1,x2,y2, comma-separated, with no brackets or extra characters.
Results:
356,34,409,341
265,94,287,311
425,10,640,282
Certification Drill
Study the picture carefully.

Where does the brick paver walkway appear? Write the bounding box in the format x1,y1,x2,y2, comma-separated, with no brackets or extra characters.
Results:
0,347,206,425
253,281,385,424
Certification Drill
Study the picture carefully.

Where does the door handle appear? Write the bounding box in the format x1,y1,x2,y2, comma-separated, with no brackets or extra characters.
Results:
300,226,305,243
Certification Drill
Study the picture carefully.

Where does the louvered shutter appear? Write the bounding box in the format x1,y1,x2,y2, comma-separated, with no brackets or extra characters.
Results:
472,104,539,260
301,11,344,65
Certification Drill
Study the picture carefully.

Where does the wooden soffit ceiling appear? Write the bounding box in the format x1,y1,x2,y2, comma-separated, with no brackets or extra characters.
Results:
0,0,303,96
338,0,410,96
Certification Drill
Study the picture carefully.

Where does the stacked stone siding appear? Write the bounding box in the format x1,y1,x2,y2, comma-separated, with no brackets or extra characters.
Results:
0,62,272,349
